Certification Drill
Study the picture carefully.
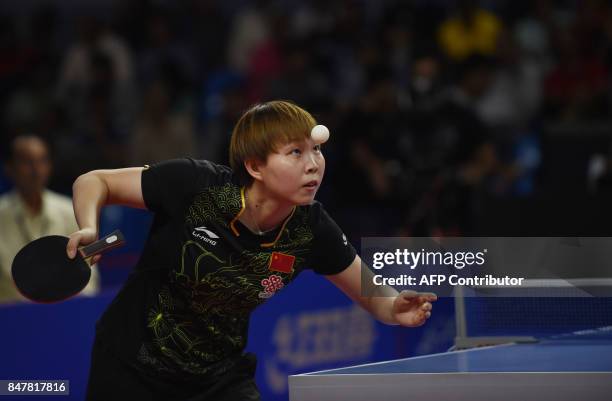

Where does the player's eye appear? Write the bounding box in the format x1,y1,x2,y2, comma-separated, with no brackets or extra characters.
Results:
313,144,322,153
289,148,302,156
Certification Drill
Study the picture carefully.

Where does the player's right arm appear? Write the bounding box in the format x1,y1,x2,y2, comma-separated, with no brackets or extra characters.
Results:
67,167,145,259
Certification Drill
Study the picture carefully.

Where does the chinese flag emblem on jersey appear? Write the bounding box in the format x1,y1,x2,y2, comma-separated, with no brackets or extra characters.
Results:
269,252,295,273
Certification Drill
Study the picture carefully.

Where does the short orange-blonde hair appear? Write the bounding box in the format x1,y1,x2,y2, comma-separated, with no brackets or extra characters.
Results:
229,100,317,185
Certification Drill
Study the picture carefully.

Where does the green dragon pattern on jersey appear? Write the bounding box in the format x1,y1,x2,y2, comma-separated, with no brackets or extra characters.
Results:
137,182,313,377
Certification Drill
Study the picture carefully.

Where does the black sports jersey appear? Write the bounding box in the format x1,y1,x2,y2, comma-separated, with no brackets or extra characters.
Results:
94,158,356,382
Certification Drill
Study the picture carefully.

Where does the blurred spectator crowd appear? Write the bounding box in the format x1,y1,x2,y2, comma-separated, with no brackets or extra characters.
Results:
1,0,611,238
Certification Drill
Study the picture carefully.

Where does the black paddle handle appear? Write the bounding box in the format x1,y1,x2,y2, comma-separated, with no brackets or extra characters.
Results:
79,230,126,258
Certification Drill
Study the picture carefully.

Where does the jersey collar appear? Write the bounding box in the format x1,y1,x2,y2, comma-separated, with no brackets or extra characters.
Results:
229,187,296,248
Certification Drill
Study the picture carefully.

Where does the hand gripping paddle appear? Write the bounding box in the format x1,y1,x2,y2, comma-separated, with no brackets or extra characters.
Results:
11,230,125,303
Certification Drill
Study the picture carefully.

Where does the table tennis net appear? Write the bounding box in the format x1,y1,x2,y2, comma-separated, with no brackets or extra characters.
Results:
458,278,612,339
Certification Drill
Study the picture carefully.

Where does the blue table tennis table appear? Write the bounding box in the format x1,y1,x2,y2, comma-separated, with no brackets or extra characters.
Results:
289,326,612,401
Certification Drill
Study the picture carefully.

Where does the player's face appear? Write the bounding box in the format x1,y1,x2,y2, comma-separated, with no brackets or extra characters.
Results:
261,138,325,205
9,137,51,196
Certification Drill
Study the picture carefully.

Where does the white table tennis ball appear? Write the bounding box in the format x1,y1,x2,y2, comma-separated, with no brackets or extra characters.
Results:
311,125,330,144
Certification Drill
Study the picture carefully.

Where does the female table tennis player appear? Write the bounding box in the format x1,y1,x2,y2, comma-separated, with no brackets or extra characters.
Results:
68,100,437,400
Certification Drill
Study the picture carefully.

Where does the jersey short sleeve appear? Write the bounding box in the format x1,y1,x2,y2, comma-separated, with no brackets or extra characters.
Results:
141,158,232,216
309,204,357,275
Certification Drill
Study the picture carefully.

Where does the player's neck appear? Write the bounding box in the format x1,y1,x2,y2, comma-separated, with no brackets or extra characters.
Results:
243,184,294,234
17,189,44,217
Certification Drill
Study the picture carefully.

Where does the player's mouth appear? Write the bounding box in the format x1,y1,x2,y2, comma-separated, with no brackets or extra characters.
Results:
303,180,319,190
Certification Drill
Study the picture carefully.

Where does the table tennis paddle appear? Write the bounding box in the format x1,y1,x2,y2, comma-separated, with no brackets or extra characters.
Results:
11,230,125,303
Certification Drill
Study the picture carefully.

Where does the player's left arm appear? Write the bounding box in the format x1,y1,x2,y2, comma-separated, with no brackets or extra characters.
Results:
325,255,436,327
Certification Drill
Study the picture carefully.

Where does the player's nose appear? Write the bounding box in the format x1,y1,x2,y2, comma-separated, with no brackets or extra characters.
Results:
305,151,319,173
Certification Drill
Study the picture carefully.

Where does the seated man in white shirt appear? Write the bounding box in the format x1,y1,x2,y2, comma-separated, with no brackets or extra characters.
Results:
0,134,99,303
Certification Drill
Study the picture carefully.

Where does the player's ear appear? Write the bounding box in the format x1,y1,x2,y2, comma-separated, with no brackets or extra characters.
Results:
244,158,264,182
